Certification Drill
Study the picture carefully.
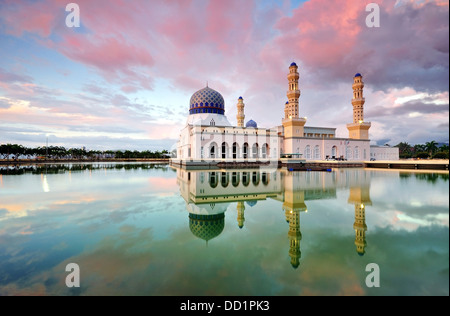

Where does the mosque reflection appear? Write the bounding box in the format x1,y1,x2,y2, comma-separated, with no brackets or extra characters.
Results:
176,168,372,269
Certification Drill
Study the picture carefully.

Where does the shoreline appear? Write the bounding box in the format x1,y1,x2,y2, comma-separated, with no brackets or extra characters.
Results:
0,158,170,165
1,158,448,171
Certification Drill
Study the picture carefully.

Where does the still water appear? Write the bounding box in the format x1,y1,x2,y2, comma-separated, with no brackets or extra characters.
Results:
0,163,448,296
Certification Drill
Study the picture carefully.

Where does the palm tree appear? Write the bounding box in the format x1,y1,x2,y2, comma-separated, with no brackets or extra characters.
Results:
425,141,438,157
413,144,426,153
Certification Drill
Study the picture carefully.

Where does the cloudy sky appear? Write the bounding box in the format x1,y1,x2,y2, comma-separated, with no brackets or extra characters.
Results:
0,0,448,151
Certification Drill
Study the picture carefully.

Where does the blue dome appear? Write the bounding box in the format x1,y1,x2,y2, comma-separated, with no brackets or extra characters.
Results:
285,101,289,104
246,119,257,128
354,73,362,77
290,62,297,67
246,201,257,207
238,96,243,100
189,86,225,115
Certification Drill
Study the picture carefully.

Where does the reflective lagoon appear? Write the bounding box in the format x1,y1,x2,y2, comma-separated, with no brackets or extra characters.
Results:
0,163,448,296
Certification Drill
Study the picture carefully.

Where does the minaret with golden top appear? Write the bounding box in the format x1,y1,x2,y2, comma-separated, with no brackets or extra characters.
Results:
236,96,245,128
347,73,371,139
282,62,307,139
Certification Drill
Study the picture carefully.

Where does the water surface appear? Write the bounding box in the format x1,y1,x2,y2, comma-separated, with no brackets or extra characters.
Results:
0,163,448,296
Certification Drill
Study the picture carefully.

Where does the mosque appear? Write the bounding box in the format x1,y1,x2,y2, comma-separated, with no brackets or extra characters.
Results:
170,62,398,168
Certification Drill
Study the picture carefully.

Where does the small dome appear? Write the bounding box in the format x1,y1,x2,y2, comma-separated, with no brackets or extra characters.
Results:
245,119,257,128
246,201,257,207
189,86,225,115
285,101,289,104
238,96,243,100
290,62,297,67
354,73,362,77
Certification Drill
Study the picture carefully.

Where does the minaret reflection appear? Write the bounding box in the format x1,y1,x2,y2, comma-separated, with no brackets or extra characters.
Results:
347,170,372,256
282,171,308,269
237,201,245,229
175,167,356,268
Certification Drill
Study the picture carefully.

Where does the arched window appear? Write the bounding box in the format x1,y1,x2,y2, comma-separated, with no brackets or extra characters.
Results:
210,142,217,159
252,143,259,159
314,145,320,159
262,172,269,186
346,146,353,160
354,146,360,160
232,142,239,159
221,142,228,159
305,145,311,159
262,143,269,158
242,172,250,186
243,143,249,159
221,172,229,187
331,146,337,158
232,172,240,187
252,172,260,186
209,172,218,188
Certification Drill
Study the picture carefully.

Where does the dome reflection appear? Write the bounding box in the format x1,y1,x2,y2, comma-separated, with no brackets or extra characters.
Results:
175,167,372,267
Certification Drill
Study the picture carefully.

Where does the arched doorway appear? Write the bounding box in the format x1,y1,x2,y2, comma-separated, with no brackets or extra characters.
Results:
232,142,239,159
252,143,259,159
243,143,249,159
210,142,218,159
331,146,337,159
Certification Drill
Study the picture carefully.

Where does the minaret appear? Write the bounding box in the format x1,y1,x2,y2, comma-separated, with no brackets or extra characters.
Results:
348,170,372,256
282,62,307,141
236,97,245,128
237,201,245,229
286,63,300,119
347,73,371,140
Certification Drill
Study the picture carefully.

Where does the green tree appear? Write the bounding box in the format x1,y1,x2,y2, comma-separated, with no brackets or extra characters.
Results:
425,141,438,157
439,144,449,153
415,152,429,159
433,152,449,159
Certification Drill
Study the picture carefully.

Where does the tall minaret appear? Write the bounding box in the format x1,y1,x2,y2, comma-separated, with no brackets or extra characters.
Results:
286,63,300,119
282,62,307,143
347,73,371,140
352,73,365,123
236,96,245,128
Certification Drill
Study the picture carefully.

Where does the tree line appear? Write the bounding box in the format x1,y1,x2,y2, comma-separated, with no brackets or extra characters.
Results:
0,144,170,160
394,141,449,159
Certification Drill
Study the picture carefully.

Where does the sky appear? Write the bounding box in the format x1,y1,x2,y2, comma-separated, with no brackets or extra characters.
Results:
0,0,448,151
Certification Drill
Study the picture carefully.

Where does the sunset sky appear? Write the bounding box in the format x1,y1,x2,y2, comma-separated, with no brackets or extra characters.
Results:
0,0,448,151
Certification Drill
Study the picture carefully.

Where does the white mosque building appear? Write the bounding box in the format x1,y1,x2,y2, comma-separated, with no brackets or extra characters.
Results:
171,63,398,168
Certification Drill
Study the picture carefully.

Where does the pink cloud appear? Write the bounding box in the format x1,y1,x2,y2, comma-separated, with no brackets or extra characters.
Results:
0,0,59,37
